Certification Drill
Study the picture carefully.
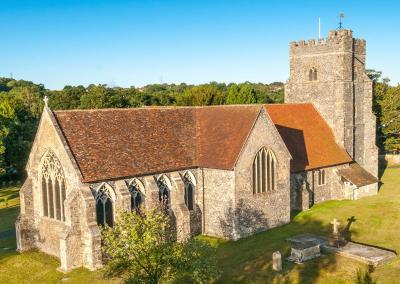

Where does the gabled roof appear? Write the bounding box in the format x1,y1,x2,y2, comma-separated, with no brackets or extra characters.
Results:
53,106,261,182
265,104,352,172
53,103,353,183
338,163,378,187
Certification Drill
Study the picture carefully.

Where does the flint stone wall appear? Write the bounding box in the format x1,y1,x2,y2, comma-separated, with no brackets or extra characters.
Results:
234,108,291,238
290,164,349,210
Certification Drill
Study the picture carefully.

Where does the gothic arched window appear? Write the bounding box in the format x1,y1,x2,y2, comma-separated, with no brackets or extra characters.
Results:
128,178,145,212
252,148,276,194
182,171,196,211
157,175,170,210
40,150,66,221
94,183,115,227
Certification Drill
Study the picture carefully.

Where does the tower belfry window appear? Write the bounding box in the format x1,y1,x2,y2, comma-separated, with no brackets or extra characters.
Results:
309,68,318,81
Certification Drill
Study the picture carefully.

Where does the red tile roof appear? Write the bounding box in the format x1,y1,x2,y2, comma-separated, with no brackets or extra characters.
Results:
196,106,261,169
53,106,260,182
53,104,352,182
265,104,352,172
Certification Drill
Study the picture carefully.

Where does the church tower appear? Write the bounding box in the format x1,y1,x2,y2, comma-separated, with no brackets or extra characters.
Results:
285,29,378,177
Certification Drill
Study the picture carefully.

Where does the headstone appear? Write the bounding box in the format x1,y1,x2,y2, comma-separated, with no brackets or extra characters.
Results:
331,218,340,234
328,218,346,247
272,251,282,271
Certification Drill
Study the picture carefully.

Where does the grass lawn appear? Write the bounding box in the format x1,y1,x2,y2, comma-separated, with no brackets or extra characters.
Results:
0,166,399,283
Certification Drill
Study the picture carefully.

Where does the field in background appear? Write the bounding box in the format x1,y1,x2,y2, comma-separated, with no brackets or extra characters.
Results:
0,167,399,283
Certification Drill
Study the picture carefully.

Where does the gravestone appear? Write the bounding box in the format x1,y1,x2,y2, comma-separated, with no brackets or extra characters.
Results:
272,251,282,271
328,218,346,247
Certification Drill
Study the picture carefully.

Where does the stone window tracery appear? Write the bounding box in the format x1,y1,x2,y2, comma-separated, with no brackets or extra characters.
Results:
182,171,196,211
157,175,170,210
252,148,276,194
40,150,66,221
128,178,144,212
94,183,114,227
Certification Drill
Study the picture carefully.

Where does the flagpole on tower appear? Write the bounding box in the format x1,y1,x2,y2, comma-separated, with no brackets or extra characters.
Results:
318,17,321,39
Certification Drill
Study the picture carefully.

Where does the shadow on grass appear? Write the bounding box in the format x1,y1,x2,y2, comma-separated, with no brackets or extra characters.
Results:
214,208,362,283
0,187,19,263
378,159,388,191
342,216,356,242
0,205,19,232
0,235,18,262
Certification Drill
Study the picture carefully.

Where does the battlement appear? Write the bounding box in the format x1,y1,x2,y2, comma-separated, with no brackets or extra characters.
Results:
290,29,365,49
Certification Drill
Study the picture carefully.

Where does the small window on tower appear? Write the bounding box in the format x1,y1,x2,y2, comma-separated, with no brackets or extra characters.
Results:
313,68,318,81
309,68,318,81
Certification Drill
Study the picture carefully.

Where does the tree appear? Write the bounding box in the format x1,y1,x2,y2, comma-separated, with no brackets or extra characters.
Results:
379,86,400,152
80,84,112,109
368,69,400,153
0,98,15,176
366,69,383,84
226,83,257,105
49,85,86,110
180,84,225,106
101,209,220,284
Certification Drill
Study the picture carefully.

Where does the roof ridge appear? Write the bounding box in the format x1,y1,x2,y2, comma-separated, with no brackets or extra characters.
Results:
53,104,265,113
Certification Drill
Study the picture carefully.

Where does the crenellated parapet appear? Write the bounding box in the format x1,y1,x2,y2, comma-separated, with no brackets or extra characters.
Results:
289,29,365,54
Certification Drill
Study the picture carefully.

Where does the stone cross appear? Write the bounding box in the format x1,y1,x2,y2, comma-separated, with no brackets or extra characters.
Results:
330,218,341,234
272,251,282,271
43,96,49,107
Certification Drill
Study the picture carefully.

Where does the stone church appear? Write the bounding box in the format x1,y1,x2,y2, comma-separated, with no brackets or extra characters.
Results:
16,29,378,272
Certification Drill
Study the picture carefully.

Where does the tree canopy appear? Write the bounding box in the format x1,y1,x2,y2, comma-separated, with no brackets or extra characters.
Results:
101,208,220,284
369,70,400,153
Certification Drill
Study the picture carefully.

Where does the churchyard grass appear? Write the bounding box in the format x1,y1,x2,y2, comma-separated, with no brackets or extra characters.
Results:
1,166,399,283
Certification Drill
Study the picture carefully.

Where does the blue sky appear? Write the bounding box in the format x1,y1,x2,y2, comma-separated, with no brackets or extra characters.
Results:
1,0,399,89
